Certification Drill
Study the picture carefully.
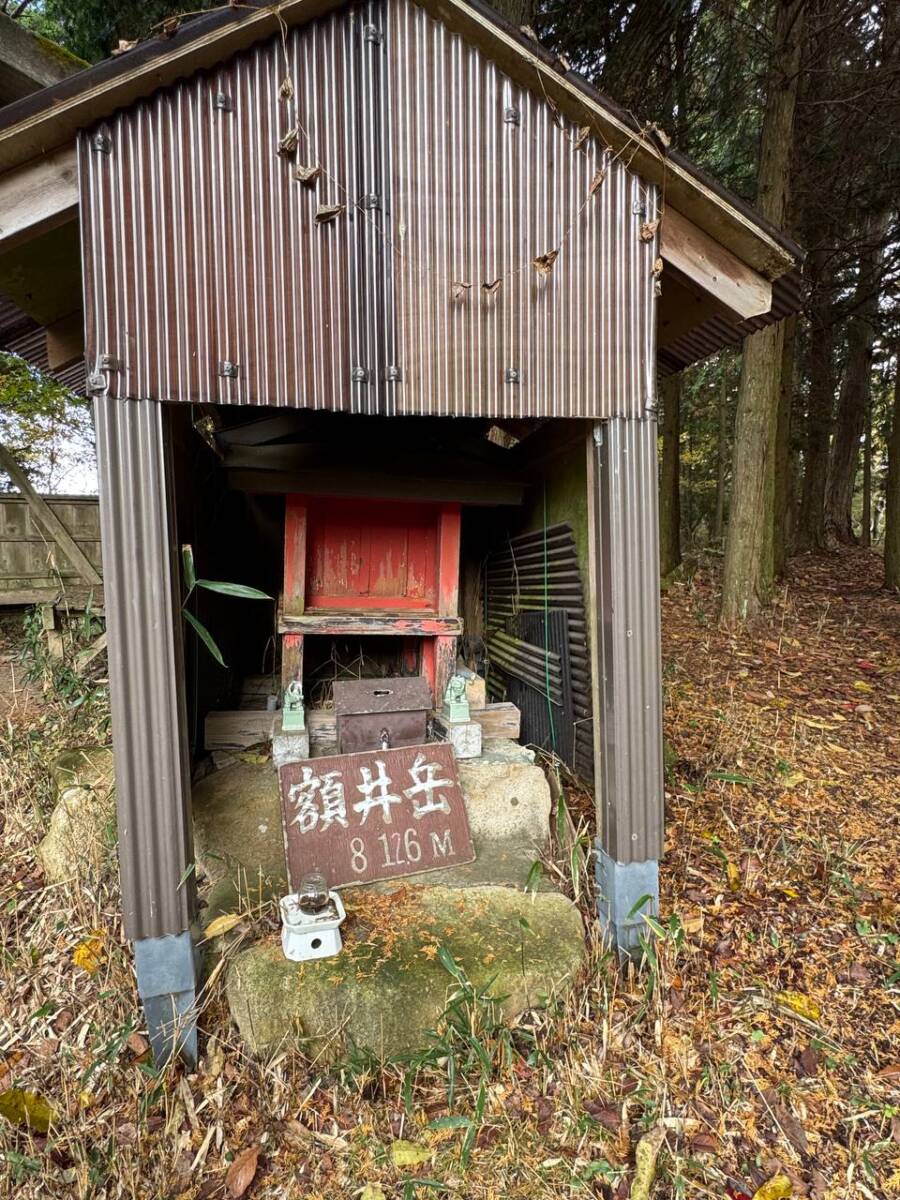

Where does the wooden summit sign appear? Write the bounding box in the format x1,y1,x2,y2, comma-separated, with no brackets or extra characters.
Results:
278,743,475,890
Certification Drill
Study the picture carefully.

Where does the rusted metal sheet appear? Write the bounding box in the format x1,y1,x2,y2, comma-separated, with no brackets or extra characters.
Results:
78,0,658,419
334,675,431,753
279,741,475,889
0,493,101,592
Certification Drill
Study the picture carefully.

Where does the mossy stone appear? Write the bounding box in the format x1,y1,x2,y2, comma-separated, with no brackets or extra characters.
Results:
225,884,584,1060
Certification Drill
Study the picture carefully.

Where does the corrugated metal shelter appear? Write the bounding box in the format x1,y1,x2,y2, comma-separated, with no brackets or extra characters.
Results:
0,0,802,1062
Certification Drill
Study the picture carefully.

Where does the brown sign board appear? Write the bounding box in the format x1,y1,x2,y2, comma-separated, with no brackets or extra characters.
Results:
278,743,476,890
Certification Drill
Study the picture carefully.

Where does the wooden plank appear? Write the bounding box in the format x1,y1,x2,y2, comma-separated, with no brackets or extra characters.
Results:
469,702,521,740
437,502,462,616
281,632,303,694
75,630,107,671
433,634,457,709
0,143,78,250
204,709,275,750
45,308,84,370
283,495,307,617
660,208,772,320
279,613,463,637
0,445,102,585
0,586,58,605
278,742,475,891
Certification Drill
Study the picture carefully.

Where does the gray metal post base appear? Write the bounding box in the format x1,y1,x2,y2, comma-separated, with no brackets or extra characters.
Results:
595,846,660,961
134,931,199,1066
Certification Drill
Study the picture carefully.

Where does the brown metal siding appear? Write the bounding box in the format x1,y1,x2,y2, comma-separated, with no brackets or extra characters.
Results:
79,0,657,419
94,396,195,940
591,417,664,863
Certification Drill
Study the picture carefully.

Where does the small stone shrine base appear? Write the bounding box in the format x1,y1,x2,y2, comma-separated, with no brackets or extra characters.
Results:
193,738,586,1060
226,884,584,1059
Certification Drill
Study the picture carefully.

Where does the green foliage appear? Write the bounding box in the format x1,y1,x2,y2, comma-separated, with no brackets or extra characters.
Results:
0,352,93,491
19,0,218,62
180,543,272,668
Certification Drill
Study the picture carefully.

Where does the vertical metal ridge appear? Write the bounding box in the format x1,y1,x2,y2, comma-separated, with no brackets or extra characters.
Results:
592,415,664,863
94,397,194,940
79,0,656,419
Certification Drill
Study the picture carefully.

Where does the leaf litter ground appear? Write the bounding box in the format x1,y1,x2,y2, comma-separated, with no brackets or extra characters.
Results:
0,549,898,1199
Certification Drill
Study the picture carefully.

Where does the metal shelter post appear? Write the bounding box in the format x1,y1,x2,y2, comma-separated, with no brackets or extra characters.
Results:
94,395,198,1064
589,415,665,956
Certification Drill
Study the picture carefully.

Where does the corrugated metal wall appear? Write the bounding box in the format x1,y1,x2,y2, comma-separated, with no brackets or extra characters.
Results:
0,495,101,591
591,417,664,864
94,396,195,940
79,0,657,419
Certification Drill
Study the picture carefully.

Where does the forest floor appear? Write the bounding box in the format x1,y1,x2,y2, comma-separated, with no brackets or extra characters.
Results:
0,547,898,1200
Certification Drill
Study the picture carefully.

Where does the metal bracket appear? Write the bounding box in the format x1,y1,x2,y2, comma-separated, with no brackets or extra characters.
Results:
504,367,521,384
214,92,234,112
360,193,381,211
218,360,240,379
363,24,382,44
632,199,647,218
87,372,108,394
503,107,521,126
351,366,369,383
592,424,604,447
384,365,402,382
97,353,121,372
91,132,112,155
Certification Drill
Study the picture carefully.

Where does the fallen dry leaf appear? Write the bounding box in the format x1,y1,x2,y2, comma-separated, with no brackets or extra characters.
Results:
225,1145,259,1198
752,1174,792,1200
294,164,322,185
639,219,660,242
390,1139,432,1167
203,912,244,939
0,1088,56,1133
315,204,345,224
532,249,559,276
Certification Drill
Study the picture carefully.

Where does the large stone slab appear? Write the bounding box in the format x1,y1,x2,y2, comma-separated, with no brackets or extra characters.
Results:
192,745,552,912
226,884,584,1059
37,747,115,882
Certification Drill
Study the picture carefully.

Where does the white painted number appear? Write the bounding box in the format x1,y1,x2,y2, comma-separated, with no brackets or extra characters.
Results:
350,837,368,874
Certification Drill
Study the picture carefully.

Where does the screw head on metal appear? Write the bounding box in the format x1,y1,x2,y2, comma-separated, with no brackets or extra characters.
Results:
503,107,521,126
363,24,382,43
88,372,108,393
504,367,520,384
360,193,381,211
97,353,120,371
632,200,647,218
214,92,234,112
384,365,402,382
218,360,240,379
351,366,369,383
91,132,112,154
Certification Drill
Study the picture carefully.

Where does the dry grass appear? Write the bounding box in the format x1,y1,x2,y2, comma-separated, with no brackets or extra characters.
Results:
0,549,898,1199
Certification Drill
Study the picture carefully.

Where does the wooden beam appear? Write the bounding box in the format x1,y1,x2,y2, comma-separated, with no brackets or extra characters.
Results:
0,444,102,586
660,208,772,320
278,613,463,637
46,309,84,370
657,275,727,350
0,144,78,251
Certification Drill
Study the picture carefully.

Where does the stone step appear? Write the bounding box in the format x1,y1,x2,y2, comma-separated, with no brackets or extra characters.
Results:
225,883,585,1059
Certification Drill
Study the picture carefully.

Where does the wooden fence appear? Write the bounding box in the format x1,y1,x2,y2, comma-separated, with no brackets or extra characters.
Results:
0,493,102,605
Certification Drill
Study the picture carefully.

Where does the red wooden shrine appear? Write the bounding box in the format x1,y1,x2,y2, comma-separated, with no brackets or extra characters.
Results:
279,496,462,703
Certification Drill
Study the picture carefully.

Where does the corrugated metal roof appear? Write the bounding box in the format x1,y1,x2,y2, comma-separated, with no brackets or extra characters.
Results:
80,0,659,419
0,0,802,282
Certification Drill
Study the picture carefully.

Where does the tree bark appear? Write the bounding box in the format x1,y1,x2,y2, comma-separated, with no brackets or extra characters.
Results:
720,0,805,624
795,247,837,552
659,372,682,577
714,361,729,543
885,364,900,589
824,214,889,546
773,314,797,575
861,398,872,549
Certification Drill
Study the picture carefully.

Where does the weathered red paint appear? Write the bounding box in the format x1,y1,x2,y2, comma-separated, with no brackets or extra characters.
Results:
281,496,462,703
